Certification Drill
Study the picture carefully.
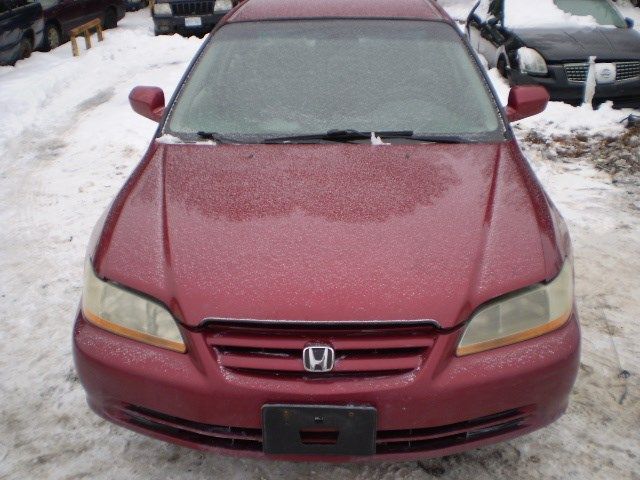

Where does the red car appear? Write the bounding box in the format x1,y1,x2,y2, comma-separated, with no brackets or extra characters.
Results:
73,0,580,462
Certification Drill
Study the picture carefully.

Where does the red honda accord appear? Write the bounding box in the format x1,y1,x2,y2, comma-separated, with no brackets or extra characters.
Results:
73,0,580,462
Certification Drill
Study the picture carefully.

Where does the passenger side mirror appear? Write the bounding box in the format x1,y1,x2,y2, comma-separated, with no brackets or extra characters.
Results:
625,18,634,29
506,86,549,122
129,86,165,122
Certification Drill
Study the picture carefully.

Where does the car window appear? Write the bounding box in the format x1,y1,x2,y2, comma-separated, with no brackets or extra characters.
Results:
167,20,504,142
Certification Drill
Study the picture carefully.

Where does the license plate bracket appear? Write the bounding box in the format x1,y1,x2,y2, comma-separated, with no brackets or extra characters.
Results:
262,404,377,456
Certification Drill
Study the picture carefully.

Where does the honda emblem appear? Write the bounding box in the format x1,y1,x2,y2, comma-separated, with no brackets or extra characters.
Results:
302,345,335,372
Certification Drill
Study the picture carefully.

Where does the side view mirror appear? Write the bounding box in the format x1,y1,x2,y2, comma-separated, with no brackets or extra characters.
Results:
506,85,549,122
625,18,634,29
129,86,165,122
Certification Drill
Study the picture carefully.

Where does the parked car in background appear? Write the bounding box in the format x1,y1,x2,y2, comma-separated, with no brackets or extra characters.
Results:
74,0,581,462
39,0,126,51
467,0,640,107
0,0,43,65
152,0,234,36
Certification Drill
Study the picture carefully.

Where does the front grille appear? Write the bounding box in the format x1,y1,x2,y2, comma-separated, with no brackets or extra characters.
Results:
564,63,589,82
124,405,263,452
616,62,640,81
204,321,437,378
376,407,532,453
565,61,640,83
121,405,532,455
171,0,215,16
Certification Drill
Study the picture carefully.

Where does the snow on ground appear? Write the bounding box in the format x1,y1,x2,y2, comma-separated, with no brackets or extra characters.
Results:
1,7,639,480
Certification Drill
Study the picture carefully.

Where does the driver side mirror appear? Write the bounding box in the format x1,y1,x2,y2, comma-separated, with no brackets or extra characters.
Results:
625,18,634,29
506,85,549,122
129,86,165,122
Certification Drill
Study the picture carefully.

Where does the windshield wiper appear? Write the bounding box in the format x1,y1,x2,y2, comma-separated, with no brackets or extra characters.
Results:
263,130,415,144
401,135,474,144
263,130,475,144
196,131,247,144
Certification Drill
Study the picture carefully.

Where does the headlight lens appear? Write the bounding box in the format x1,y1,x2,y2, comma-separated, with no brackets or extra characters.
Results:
457,259,573,356
517,47,548,75
214,0,233,12
82,260,186,353
153,3,172,15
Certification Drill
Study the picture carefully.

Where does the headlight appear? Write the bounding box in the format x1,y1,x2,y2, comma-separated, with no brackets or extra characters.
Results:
517,47,548,75
82,259,186,353
214,0,233,12
153,3,172,16
457,259,573,356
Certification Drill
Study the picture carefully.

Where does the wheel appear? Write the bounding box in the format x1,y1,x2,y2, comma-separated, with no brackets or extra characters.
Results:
497,56,509,79
103,7,118,29
43,23,61,51
19,37,33,60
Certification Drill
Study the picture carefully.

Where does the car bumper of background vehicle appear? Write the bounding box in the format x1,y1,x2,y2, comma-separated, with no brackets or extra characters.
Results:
153,13,226,36
510,67,640,108
73,310,580,462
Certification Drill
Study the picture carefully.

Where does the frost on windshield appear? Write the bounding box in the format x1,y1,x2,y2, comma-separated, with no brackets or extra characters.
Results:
504,0,618,28
167,20,504,140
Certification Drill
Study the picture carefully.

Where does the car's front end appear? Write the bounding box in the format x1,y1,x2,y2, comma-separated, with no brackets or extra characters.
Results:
74,301,579,461
505,24,640,107
510,52,640,107
152,0,232,36
73,7,580,462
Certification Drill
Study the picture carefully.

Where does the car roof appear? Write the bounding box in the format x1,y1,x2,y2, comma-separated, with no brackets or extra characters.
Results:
226,0,451,23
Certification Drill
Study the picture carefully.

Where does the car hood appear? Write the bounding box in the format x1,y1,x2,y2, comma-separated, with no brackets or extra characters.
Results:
95,141,562,329
512,27,640,62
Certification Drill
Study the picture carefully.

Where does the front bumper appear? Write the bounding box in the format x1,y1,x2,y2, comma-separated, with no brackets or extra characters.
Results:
511,66,640,108
153,12,227,36
73,311,580,462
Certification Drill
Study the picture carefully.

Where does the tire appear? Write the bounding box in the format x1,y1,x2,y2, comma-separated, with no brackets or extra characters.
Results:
104,7,118,29
43,23,61,51
19,37,33,61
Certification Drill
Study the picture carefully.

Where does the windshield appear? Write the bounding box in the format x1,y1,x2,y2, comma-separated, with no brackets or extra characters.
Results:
553,0,626,27
166,20,504,142
504,0,626,29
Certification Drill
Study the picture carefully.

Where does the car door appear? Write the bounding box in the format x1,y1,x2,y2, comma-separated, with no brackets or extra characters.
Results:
61,0,92,31
467,0,505,68
80,0,102,24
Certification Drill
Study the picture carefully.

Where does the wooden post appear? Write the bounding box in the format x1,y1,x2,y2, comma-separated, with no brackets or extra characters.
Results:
84,30,91,50
71,36,79,57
